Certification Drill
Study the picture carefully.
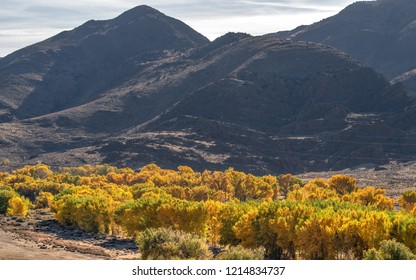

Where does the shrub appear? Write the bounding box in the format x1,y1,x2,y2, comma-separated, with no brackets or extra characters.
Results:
216,246,264,260
35,191,54,209
363,239,416,260
7,196,31,218
0,187,19,214
136,228,212,260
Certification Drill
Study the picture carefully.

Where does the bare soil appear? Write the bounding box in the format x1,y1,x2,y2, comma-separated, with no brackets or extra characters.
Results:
0,209,140,260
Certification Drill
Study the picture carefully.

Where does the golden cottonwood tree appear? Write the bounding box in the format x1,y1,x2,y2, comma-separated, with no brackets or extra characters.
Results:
342,187,394,210
398,190,416,212
327,174,357,195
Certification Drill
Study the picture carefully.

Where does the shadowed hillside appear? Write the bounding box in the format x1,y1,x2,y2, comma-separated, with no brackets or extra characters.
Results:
0,5,415,174
275,0,416,96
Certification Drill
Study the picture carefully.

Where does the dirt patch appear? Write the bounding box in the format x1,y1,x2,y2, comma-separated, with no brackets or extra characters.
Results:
0,210,140,260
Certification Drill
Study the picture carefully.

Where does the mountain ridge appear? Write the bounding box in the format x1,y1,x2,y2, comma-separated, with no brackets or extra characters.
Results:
0,5,415,174
275,0,416,96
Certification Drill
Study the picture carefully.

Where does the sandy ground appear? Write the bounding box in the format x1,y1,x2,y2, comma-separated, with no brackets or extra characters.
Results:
0,230,97,260
0,210,140,260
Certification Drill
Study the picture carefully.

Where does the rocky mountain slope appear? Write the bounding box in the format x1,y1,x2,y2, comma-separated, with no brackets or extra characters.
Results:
108,35,416,173
275,0,416,96
0,5,415,174
0,5,209,122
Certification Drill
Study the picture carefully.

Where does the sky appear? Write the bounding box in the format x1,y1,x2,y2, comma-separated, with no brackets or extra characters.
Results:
0,0,369,57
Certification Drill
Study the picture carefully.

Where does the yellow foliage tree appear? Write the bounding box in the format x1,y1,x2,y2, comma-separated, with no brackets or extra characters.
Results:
7,196,30,218
391,212,416,253
342,187,394,210
327,175,357,195
204,200,224,245
233,208,259,248
295,213,337,260
398,190,416,212
278,174,303,198
35,191,54,209
269,204,314,259
287,182,340,202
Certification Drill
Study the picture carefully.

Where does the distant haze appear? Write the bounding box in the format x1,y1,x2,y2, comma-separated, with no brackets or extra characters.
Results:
0,0,369,57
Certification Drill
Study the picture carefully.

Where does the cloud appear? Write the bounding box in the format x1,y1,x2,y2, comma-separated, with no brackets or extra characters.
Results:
238,0,335,12
158,0,355,40
148,0,358,18
0,0,365,57
185,9,336,40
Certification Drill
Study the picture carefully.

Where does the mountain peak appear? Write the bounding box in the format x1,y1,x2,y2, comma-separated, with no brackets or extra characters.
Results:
0,4,209,121
114,5,164,22
46,4,209,50
106,5,209,47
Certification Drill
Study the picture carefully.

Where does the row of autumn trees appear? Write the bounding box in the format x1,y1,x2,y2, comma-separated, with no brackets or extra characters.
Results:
0,164,416,259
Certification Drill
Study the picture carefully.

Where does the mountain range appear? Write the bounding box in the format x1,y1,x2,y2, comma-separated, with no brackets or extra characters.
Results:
275,0,416,96
0,2,415,174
